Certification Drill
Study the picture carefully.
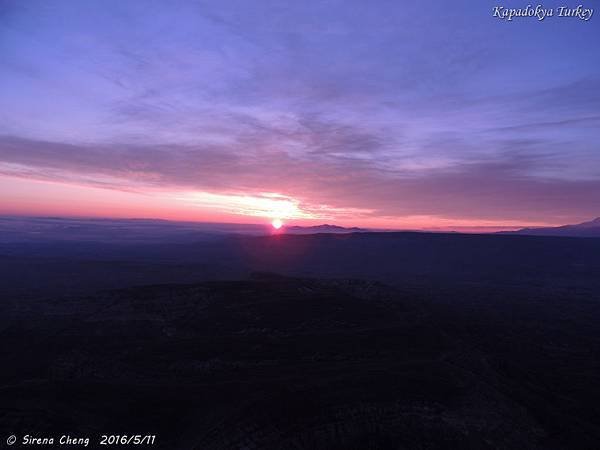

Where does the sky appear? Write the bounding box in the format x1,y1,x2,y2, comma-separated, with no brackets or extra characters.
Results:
1,0,599,230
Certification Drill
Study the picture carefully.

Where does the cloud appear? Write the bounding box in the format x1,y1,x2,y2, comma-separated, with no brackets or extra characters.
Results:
175,191,374,220
1,0,599,225
2,133,599,224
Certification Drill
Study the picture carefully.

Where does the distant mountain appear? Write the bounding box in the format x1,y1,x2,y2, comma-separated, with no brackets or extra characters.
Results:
283,224,368,234
0,216,271,243
504,217,600,237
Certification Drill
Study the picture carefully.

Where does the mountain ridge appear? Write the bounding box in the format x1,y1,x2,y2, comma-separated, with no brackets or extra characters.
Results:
282,224,369,234
503,216,600,237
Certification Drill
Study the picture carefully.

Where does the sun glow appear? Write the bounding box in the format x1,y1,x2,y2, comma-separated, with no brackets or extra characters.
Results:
174,191,375,224
271,218,283,229
177,192,315,219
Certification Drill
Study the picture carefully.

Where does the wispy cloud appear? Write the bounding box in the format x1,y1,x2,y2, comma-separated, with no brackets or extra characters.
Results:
2,134,599,225
1,0,599,225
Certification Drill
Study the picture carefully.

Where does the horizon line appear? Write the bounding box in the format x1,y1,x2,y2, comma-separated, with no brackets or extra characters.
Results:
0,213,546,233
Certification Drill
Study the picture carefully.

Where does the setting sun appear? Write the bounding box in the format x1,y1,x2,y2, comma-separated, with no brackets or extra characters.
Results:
271,218,283,229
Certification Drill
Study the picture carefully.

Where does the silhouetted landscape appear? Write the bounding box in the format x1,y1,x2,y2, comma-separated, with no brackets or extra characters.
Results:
2,217,600,449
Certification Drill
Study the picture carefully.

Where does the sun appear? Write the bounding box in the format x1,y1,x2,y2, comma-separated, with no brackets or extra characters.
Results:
271,218,283,229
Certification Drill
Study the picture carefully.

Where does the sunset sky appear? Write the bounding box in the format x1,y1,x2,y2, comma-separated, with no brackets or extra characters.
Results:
1,0,599,230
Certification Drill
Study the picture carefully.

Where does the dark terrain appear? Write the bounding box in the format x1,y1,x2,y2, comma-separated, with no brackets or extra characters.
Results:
1,219,600,449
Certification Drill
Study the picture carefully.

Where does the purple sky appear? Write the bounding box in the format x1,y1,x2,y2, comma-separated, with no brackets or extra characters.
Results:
1,0,599,229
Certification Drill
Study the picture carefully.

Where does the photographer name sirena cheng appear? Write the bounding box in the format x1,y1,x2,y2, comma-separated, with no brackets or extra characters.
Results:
493,4,594,21
22,434,90,447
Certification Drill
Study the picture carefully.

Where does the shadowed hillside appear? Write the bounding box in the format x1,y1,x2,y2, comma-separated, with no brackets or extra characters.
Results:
2,273,600,449
2,232,600,297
